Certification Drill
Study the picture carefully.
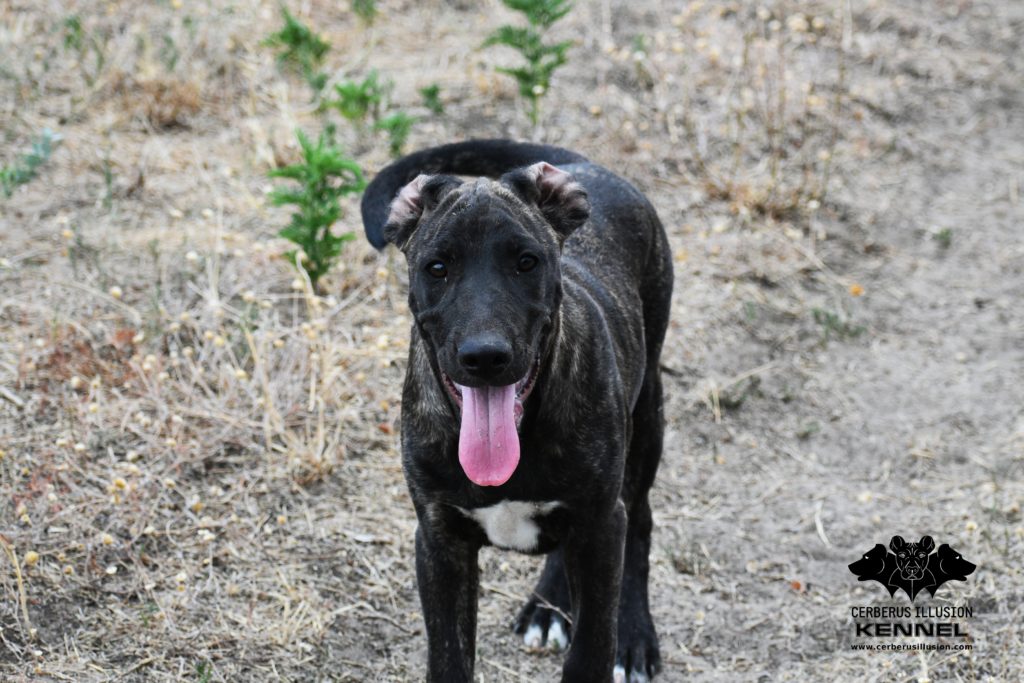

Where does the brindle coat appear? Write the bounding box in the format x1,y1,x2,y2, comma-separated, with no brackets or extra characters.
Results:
361,140,673,682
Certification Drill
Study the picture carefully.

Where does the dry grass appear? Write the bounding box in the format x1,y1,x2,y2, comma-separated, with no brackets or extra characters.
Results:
3,0,1023,681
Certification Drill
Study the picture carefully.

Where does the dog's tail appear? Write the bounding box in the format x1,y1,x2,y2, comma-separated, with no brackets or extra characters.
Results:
360,139,588,249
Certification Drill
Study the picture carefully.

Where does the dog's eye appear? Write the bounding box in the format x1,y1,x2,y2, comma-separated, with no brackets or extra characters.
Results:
517,254,538,272
426,260,448,279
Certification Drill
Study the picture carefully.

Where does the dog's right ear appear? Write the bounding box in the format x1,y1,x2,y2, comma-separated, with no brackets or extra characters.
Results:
382,174,462,250
889,536,907,552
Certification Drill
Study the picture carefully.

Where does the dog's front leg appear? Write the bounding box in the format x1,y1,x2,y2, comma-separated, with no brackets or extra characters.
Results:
415,523,480,682
561,500,627,682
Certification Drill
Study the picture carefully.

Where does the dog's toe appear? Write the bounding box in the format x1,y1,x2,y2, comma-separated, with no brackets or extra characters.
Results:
616,630,661,681
614,662,652,683
523,623,544,649
514,597,571,651
546,618,569,651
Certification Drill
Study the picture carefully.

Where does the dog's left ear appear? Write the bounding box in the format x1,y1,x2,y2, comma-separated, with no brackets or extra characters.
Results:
503,162,590,241
918,536,935,553
383,174,462,250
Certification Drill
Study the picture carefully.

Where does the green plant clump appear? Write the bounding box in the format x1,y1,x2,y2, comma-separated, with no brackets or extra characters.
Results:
62,15,107,85
352,0,377,25
419,83,444,115
2,130,60,198
483,0,574,125
264,7,331,91
812,307,865,342
328,70,388,124
268,130,366,289
374,112,417,158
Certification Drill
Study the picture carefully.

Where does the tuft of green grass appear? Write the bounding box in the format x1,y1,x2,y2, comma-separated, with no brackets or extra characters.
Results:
268,129,366,290
933,227,953,249
374,112,416,158
352,0,377,25
419,83,444,115
194,661,213,683
812,307,864,341
263,7,330,91
61,15,106,86
1,130,60,198
483,0,574,126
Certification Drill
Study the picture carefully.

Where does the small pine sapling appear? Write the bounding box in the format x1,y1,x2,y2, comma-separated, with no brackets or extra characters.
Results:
264,7,331,91
483,0,574,126
268,129,366,290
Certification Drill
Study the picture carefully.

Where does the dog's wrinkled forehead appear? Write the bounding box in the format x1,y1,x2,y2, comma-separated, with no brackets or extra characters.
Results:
383,161,590,252
411,178,549,251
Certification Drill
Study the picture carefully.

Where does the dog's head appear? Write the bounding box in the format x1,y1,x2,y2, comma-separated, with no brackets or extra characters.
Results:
848,543,890,580
935,544,975,581
889,535,934,580
383,162,589,486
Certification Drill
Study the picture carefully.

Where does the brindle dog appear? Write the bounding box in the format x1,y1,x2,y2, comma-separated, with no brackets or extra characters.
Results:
361,140,673,682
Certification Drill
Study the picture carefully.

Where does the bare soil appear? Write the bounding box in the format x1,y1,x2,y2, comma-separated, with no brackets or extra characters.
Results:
1,1,1022,681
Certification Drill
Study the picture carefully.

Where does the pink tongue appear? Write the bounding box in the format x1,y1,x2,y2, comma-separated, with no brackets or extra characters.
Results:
456,382,520,486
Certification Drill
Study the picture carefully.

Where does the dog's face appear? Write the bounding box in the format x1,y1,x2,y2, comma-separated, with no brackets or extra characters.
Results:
935,544,975,580
384,163,588,392
848,543,889,579
382,163,589,486
889,535,935,580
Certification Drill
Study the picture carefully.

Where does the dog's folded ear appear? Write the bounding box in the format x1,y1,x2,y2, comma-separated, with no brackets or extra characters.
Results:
503,162,590,242
383,174,462,249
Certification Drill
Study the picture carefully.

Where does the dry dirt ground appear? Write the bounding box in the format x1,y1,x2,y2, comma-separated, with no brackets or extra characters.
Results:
2,1,1022,681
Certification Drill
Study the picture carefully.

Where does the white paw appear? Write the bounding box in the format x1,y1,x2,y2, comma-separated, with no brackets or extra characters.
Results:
523,624,544,649
613,664,649,683
546,620,568,651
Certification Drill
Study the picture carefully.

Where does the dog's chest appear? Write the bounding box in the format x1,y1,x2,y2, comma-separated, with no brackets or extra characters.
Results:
457,500,563,551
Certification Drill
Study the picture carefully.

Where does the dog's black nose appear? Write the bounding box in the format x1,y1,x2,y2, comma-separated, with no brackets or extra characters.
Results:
458,338,512,379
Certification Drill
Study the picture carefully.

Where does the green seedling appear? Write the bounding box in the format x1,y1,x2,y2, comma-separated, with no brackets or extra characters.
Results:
796,421,820,440
264,7,330,91
812,307,864,341
717,376,761,410
420,83,444,115
352,0,377,25
194,661,213,683
374,112,416,158
160,34,180,72
483,0,574,126
62,15,84,50
268,129,365,290
1,129,60,198
61,15,106,86
328,71,388,124
933,228,953,249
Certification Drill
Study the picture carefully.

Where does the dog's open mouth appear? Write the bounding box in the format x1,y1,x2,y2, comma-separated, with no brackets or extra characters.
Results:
441,357,540,426
441,358,540,487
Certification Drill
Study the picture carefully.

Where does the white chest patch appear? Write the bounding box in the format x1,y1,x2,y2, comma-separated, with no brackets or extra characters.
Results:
458,500,562,551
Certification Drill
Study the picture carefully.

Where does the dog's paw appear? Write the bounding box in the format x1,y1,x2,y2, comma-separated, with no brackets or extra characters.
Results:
514,597,571,652
615,628,661,682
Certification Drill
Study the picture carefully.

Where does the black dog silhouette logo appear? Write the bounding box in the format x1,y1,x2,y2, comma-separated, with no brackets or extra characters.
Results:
848,536,975,601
